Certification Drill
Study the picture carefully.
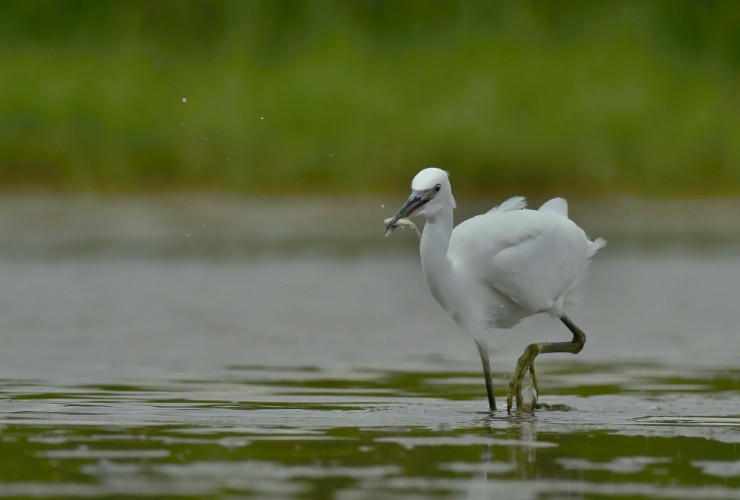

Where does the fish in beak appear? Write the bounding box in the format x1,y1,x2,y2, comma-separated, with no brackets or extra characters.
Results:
384,192,429,237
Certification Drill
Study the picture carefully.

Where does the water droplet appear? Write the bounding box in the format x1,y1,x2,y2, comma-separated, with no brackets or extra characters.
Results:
260,116,264,120
381,204,385,208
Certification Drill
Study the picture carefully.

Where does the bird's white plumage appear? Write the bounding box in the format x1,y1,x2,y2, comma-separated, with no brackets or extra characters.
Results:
538,197,568,217
411,168,450,191
391,167,605,335
385,167,604,411
450,207,604,328
488,196,527,213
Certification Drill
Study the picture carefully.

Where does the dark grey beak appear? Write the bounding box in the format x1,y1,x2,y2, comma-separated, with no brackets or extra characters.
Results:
385,194,427,237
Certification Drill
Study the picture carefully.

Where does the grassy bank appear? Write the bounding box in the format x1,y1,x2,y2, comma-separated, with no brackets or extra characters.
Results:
1,0,739,194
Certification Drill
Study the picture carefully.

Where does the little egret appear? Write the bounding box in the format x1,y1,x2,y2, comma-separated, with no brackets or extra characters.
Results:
385,167,605,413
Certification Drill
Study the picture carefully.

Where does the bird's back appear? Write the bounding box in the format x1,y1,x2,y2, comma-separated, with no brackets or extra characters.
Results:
448,199,604,325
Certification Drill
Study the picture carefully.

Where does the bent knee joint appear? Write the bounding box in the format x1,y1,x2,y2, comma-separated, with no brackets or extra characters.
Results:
572,340,585,354
528,344,543,355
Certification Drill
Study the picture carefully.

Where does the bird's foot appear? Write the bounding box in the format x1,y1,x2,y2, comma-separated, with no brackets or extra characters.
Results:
507,344,542,414
507,379,538,413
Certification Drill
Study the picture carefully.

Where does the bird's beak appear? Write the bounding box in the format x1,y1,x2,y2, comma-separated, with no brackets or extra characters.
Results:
385,192,428,237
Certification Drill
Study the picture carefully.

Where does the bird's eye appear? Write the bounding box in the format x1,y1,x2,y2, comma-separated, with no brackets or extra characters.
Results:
433,184,441,193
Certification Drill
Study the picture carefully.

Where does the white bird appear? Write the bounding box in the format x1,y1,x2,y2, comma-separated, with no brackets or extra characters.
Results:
385,167,605,413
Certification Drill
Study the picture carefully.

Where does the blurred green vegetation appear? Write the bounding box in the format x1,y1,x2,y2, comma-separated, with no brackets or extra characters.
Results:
1,0,739,194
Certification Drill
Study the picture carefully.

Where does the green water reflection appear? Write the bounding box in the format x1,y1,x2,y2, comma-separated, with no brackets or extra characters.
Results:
1,363,738,499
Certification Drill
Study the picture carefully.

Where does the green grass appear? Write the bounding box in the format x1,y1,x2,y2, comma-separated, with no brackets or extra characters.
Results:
1,0,740,194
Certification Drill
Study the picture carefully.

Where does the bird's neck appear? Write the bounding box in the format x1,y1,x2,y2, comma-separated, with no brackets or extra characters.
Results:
419,208,455,310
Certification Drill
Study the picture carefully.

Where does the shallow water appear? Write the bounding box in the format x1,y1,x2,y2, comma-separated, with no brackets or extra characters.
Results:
0,195,739,499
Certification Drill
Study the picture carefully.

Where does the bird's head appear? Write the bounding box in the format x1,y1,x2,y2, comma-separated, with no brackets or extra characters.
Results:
385,167,456,236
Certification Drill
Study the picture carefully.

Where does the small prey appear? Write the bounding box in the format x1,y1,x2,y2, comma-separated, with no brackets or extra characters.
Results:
384,217,421,239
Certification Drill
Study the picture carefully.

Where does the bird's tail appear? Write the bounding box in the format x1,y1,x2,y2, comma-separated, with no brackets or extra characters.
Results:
554,236,607,314
587,237,607,259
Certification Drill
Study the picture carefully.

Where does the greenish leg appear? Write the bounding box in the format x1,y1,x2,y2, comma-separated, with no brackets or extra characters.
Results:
506,315,586,414
474,338,496,412
529,363,539,398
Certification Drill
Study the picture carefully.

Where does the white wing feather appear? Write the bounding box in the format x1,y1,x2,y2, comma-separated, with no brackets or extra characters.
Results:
488,196,527,213
449,209,603,322
538,197,568,217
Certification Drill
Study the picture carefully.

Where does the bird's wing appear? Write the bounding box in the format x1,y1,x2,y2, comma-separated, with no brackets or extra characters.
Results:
487,196,527,213
450,210,588,314
538,197,568,217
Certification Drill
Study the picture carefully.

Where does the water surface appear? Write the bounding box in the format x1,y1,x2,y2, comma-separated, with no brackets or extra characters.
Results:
0,195,738,498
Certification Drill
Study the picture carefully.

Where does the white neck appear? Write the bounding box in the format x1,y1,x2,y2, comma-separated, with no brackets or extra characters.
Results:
419,207,456,313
